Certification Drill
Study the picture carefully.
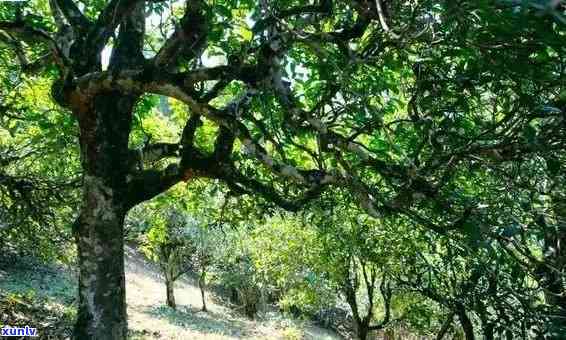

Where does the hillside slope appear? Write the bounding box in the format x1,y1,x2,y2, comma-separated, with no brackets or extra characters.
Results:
124,246,341,340
0,247,342,340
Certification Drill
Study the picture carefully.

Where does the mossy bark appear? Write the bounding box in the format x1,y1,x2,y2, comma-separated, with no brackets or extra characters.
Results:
72,92,136,340
74,201,127,340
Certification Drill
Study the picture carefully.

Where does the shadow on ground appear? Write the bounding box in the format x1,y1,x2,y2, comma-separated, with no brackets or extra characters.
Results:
0,255,76,306
0,255,76,339
0,248,342,340
143,305,255,338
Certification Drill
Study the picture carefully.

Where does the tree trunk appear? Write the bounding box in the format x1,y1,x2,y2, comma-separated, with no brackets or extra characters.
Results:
351,314,370,340
436,312,454,340
547,196,566,326
455,305,475,340
199,269,207,312
343,278,372,340
536,187,566,333
482,323,494,340
230,287,239,304
165,276,176,309
344,282,369,340
476,301,493,340
72,92,136,339
356,326,369,340
383,328,395,340
74,203,127,340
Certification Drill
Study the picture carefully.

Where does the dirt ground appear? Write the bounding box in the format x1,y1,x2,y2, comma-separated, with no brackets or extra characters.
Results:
1,247,342,340
125,246,342,339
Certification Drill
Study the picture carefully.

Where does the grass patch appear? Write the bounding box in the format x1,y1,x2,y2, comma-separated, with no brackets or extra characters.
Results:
0,255,76,339
0,292,74,339
144,305,254,337
0,255,76,306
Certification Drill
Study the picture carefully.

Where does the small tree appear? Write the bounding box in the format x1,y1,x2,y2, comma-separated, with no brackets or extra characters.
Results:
1,1,563,336
185,220,216,312
214,228,264,319
141,209,196,309
310,206,405,340
341,257,393,340
248,213,337,316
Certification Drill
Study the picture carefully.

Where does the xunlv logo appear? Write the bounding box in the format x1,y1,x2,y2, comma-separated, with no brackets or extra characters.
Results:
1,326,38,337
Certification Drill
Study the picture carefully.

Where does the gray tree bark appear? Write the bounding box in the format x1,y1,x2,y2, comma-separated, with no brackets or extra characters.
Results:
165,276,176,309
72,91,136,340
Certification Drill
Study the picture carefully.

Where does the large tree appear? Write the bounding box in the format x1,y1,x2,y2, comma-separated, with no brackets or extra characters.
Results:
1,0,564,339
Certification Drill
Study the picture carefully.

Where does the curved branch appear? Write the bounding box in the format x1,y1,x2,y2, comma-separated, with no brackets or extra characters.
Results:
0,20,68,69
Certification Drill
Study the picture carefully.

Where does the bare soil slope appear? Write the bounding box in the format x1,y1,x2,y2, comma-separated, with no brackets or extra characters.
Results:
1,247,342,340
126,246,342,339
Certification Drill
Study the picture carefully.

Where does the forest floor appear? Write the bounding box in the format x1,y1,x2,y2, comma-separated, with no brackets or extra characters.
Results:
0,246,342,340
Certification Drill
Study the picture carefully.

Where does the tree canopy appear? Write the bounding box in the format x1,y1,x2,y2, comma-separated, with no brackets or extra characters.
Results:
0,0,565,339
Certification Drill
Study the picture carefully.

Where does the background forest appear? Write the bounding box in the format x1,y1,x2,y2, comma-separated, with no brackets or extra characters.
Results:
0,0,565,339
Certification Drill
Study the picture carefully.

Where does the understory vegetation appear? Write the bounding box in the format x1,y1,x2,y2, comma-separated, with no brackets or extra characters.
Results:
1,0,565,339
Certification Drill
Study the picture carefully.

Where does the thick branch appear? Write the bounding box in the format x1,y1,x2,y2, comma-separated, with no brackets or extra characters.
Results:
153,0,209,69
52,0,91,29
368,275,393,330
0,19,67,69
109,1,146,70
86,0,143,56
221,166,326,211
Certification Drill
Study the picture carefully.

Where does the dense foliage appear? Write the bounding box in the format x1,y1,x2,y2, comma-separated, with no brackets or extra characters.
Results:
1,0,565,339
